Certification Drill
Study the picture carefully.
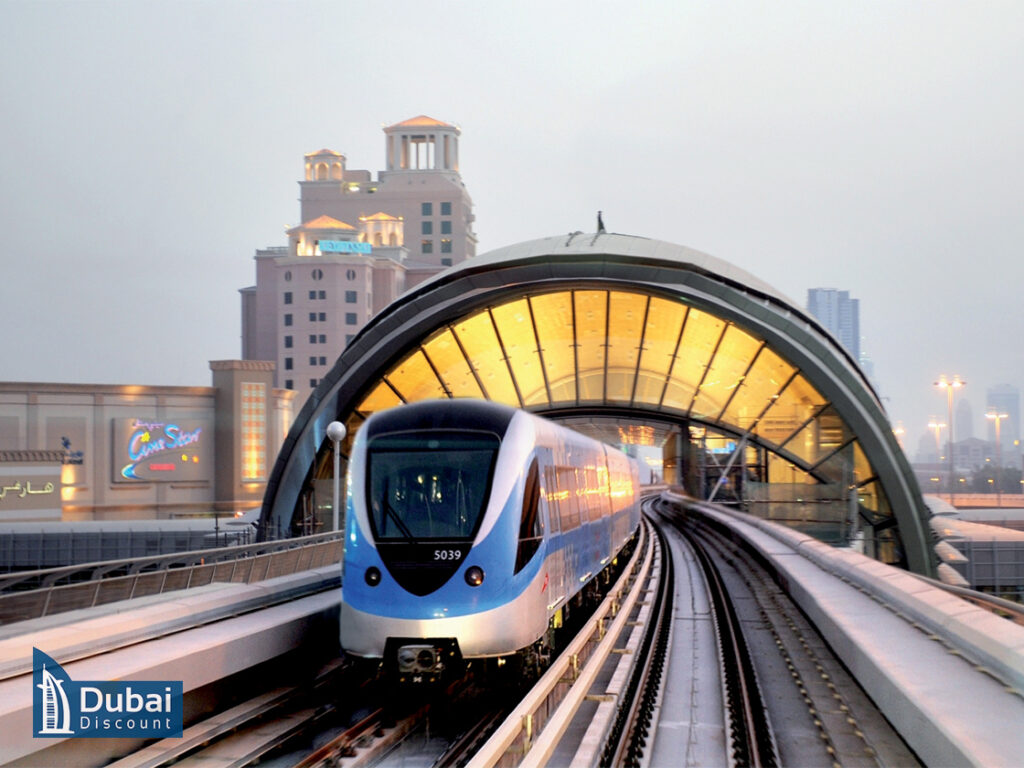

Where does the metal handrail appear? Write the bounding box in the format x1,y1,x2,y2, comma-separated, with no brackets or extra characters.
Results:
0,533,344,624
0,530,344,593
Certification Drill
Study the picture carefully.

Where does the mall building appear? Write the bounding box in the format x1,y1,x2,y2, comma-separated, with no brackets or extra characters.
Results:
241,115,477,401
0,362,295,522
2,115,474,524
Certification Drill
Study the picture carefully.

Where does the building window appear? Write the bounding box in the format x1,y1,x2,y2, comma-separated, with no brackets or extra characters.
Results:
441,238,452,253
309,312,317,322
309,356,317,366
309,290,316,300
319,334,326,343
284,270,292,282
319,356,327,365
284,313,293,326
441,220,452,235
346,312,357,324
421,202,432,216
284,291,292,305
309,334,317,344
421,221,433,235
441,258,453,266
441,201,451,216
312,268,323,281
422,239,433,254
345,290,357,303
285,357,293,370
240,382,267,481
346,269,356,280
284,335,293,348
318,290,326,299
318,312,326,321
285,379,293,389
310,379,318,387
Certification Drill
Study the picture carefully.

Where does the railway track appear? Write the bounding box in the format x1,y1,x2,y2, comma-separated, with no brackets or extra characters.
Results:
113,493,926,768
658,498,922,768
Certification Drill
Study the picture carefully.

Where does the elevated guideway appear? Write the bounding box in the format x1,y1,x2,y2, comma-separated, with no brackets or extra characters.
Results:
656,491,1024,767
2,493,1023,766
0,564,340,767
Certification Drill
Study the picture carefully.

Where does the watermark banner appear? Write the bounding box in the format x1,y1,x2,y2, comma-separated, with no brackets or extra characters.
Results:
33,648,183,738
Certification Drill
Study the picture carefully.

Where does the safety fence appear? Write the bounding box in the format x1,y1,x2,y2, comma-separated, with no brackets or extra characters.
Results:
0,532,343,625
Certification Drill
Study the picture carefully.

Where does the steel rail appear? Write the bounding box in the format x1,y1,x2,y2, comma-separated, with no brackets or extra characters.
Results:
606,520,674,767
683,522,778,768
465,521,652,768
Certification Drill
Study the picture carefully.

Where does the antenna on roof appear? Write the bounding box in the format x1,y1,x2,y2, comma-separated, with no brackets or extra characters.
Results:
597,211,606,234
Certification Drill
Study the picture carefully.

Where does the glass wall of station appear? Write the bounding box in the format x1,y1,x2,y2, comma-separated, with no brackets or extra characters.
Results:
306,288,904,566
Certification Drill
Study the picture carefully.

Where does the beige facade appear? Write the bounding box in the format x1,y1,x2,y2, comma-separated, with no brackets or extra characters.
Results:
0,363,295,521
241,116,477,402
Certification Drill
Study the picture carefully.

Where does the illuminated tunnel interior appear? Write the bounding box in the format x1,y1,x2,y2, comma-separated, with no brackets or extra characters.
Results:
259,233,934,576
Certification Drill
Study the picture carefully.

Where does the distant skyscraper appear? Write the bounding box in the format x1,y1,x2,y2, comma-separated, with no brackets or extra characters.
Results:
955,398,974,440
806,288,860,362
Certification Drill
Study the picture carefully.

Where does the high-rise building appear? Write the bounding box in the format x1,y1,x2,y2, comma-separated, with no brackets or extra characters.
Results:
955,397,974,440
806,288,860,362
241,116,477,401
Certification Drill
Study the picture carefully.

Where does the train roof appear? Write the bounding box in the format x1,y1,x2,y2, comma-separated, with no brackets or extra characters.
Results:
363,399,521,440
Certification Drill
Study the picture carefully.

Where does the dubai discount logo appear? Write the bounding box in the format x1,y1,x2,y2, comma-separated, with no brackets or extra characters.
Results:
33,649,183,738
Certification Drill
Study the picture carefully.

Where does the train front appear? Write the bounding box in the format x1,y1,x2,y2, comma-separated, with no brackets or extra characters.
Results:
339,400,549,684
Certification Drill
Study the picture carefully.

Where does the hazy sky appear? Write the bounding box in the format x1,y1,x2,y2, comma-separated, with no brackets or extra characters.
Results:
2,1,1022,453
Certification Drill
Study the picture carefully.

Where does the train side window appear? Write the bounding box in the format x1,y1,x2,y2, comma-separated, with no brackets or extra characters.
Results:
557,466,579,530
515,459,543,574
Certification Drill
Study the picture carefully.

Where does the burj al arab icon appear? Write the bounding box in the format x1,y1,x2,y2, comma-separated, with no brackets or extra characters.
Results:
37,664,73,735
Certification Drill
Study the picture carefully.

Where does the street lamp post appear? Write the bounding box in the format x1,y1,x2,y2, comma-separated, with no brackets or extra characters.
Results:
986,410,1009,509
326,421,347,532
935,375,965,503
927,417,946,462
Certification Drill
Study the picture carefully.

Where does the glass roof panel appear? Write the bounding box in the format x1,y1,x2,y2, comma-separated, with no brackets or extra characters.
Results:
530,293,577,404
421,328,484,399
755,374,827,447
691,324,762,421
723,347,796,431
385,348,447,402
574,291,607,402
357,379,403,415
491,299,548,407
662,308,725,413
605,292,648,404
451,312,520,406
767,452,814,485
853,441,874,485
782,405,852,467
634,299,687,406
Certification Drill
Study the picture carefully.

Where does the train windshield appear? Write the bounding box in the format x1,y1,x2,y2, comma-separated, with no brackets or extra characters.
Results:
366,430,500,542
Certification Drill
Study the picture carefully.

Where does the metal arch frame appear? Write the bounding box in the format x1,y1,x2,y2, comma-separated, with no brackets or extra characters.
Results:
260,246,934,576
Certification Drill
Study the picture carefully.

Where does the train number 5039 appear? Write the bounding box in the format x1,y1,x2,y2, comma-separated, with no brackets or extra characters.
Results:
434,549,462,561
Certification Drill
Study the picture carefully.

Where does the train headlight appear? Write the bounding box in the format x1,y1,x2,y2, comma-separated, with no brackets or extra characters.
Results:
365,566,381,586
465,565,484,587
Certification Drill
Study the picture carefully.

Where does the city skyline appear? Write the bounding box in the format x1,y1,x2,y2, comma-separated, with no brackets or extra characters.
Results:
2,2,1023,454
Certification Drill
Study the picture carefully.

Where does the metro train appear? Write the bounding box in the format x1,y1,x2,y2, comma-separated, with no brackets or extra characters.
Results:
339,399,641,683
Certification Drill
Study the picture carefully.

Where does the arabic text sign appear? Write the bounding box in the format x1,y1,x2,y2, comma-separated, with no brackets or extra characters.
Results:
0,474,60,510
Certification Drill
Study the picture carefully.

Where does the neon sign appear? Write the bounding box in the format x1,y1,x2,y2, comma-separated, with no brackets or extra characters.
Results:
319,240,372,254
114,419,209,482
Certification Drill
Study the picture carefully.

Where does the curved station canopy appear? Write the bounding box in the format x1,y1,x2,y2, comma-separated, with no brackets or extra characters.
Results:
260,232,934,575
